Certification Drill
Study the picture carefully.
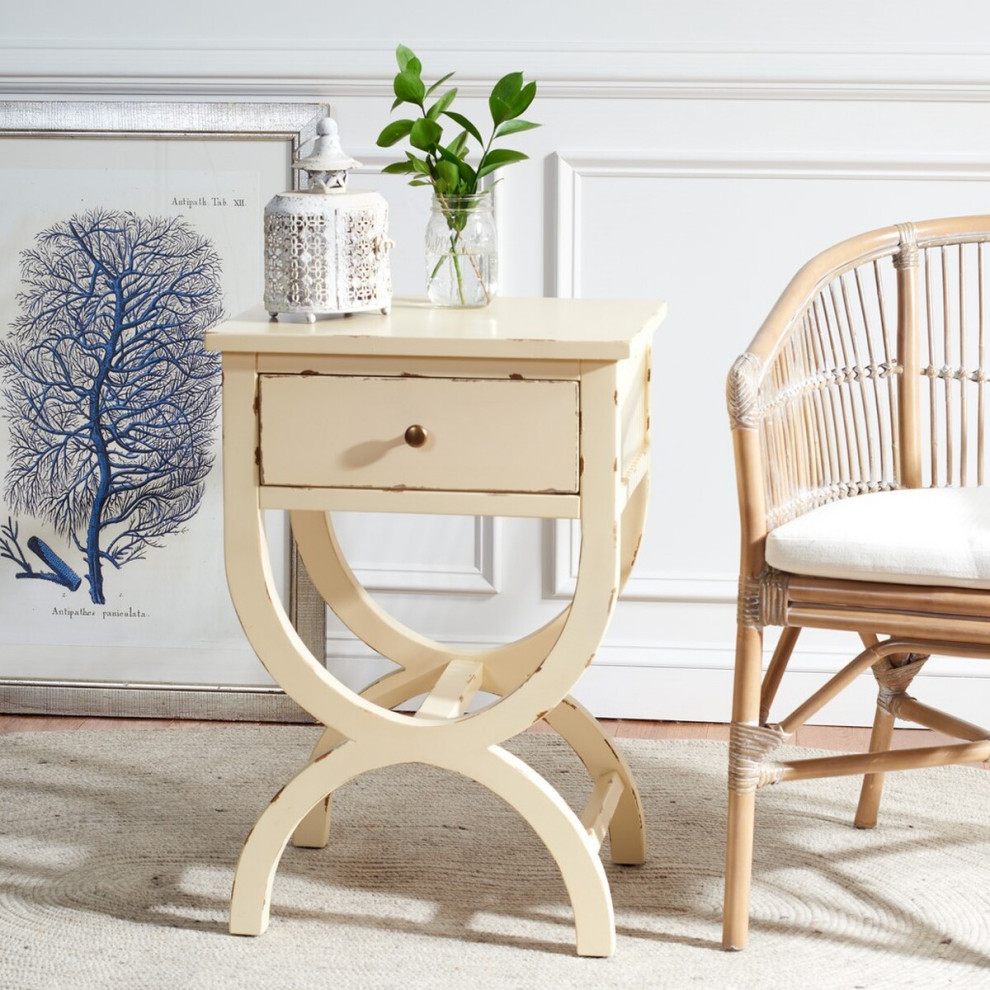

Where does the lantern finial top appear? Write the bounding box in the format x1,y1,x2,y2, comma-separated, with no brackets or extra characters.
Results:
293,116,361,193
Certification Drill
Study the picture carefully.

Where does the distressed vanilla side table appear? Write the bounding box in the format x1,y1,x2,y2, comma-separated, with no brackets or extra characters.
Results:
206,296,665,957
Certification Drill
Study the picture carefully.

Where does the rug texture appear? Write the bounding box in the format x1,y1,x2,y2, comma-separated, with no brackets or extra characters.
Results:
0,726,987,989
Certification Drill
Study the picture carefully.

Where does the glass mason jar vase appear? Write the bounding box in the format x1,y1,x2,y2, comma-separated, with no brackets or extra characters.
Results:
425,192,497,307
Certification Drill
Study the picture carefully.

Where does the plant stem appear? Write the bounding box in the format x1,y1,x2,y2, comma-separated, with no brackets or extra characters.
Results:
436,191,468,305
476,130,497,182
449,229,466,305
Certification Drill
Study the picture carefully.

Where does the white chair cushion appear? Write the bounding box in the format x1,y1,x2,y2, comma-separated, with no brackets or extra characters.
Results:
765,487,990,589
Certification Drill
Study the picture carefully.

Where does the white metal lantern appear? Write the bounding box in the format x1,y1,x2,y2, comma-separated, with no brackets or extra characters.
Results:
264,117,392,321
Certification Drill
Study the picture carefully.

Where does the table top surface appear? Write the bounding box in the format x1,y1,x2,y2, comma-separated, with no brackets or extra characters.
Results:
206,297,666,361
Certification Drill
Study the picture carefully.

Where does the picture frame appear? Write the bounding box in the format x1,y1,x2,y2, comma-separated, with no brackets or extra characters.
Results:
0,100,328,721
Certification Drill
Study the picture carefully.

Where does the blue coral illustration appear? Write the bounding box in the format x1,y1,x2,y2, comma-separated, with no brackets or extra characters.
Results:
0,209,223,604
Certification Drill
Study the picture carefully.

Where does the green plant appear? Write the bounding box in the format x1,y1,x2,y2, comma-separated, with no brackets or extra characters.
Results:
376,44,539,304
376,44,539,197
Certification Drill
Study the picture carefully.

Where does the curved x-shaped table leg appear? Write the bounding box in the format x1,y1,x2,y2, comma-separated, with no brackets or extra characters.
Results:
291,674,647,865
230,738,615,957
288,473,649,864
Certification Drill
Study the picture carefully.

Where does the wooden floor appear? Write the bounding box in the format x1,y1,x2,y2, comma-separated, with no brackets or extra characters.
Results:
0,713,959,751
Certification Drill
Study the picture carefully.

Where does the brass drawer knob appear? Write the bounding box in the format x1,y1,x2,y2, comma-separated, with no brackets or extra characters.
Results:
404,424,429,448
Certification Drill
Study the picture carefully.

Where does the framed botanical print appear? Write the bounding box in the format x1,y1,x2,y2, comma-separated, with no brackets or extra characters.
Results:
0,101,327,720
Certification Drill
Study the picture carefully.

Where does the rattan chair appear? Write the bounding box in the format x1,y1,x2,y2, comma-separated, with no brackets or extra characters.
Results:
723,215,990,950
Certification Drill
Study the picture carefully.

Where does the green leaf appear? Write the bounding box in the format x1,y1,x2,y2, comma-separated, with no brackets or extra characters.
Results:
494,118,540,138
426,87,457,121
395,44,417,72
437,143,463,165
436,159,460,191
456,158,478,191
476,148,528,179
480,148,528,167
409,179,433,187
423,144,470,192
405,152,431,174
381,160,417,174
435,143,478,191
376,118,415,147
489,71,523,126
509,80,537,119
446,130,469,159
409,117,443,151
394,69,425,106
442,110,484,146
425,71,455,97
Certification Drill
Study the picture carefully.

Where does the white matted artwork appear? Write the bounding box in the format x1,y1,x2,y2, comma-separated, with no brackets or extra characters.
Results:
0,102,327,719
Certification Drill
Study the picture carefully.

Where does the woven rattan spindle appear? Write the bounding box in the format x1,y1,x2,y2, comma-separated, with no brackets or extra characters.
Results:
895,227,922,488
874,259,898,483
942,245,955,486
813,295,844,488
784,336,807,507
840,272,875,483
809,303,835,494
958,246,969,485
922,249,937,485
824,283,859,484
797,321,823,494
843,277,869,483
777,351,794,511
778,354,793,514
767,360,784,513
978,242,986,484
791,320,809,508
854,266,885,484
763,369,779,516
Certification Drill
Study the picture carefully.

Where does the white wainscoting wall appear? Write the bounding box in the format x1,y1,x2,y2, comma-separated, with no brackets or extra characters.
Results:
4,1,990,723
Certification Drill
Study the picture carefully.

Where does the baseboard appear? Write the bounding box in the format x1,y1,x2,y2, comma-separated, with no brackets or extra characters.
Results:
0,678,313,722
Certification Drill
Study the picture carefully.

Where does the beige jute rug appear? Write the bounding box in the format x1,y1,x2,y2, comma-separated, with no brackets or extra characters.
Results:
0,726,987,989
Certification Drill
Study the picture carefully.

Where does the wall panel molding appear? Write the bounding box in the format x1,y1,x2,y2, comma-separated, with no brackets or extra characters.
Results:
547,518,736,603
326,629,990,680
5,44,990,101
553,152,990,297
344,516,501,596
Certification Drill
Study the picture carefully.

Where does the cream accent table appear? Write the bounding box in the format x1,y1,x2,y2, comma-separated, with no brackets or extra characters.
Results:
206,296,665,957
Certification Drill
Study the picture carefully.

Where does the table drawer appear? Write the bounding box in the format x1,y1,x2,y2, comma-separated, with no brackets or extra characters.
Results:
258,374,580,493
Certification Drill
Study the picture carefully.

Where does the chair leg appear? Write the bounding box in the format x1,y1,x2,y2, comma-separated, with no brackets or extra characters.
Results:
723,788,757,950
855,651,929,828
854,705,894,828
722,624,764,951
759,625,800,723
